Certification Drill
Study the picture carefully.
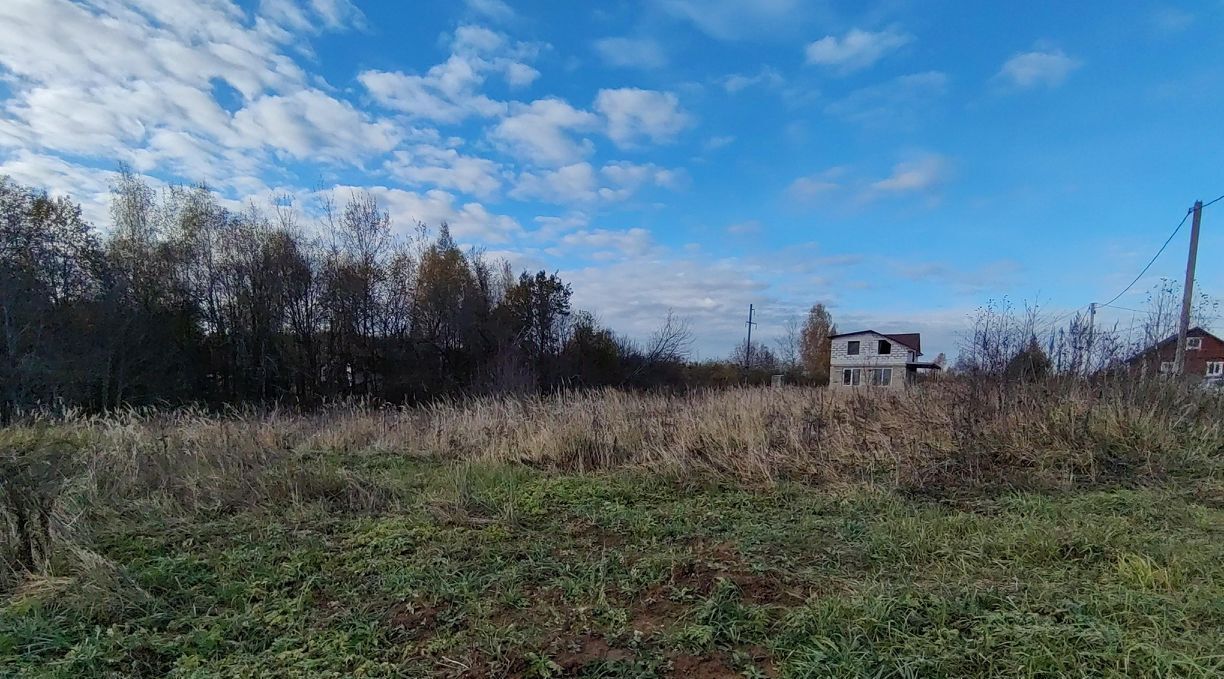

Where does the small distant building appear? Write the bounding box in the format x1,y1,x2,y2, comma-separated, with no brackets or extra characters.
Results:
1125,326,1224,380
829,330,940,389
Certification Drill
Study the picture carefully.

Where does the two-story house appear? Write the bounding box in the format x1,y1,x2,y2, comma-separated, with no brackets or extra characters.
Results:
829,330,939,389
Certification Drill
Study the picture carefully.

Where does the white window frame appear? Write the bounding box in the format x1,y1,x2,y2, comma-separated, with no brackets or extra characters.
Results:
1159,361,1174,374
846,340,860,356
1187,337,1202,351
1207,361,1224,376
842,368,861,385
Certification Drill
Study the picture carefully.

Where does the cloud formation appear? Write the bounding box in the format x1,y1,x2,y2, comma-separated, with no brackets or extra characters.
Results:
787,155,950,206
0,0,1000,361
358,26,541,123
805,28,912,73
595,88,692,147
995,48,1080,89
490,98,600,166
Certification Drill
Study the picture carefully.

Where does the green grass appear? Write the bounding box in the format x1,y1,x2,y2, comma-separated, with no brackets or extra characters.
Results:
3,457,1222,677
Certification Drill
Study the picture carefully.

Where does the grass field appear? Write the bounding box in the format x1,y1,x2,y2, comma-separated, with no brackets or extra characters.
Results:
2,384,1223,677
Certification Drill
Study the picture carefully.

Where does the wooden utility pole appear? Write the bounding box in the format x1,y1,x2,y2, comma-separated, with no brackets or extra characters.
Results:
744,304,756,370
1174,200,1203,375
1086,302,1096,376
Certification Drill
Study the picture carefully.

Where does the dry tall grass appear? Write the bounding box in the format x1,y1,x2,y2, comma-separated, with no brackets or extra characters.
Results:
14,377,1224,488
398,378,1222,485
3,377,1222,588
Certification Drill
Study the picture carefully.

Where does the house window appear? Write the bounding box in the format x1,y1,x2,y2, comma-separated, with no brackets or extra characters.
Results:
1208,361,1224,376
842,368,861,385
1187,337,1202,351
847,340,860,355
869,368,892,386
1159,361,1173,374
878,340,891,355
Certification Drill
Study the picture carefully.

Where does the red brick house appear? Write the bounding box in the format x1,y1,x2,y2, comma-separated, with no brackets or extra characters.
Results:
1126,326,1224,379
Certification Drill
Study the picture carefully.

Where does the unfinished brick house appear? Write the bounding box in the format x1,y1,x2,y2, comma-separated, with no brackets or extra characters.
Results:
829,330,941,390
1125,326,1224,380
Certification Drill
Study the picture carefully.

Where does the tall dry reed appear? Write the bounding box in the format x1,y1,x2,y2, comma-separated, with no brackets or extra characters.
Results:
3,377,1220,589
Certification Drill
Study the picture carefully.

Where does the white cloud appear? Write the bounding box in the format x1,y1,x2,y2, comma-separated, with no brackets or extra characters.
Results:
490,98,600,166
601,161,683,191
557,228,655,259
359,26,540,121
0,0,312,102
335,185,522,243
787,155,949,206
593,37,668,69
532,212,591,238
805,27,912,73
594,88,692,147
564,253,773,355
232,89,400,159
721,67,784,93
385,144,503,199
995,48,1080,89
259,0,366,33
704,135,736,151
654,0,805,41
868,155,949,196
786,169,845,202
0,0,399,191
510,160,682,204
824,71,949,128
463,0,516,23
359,64,503,123
504,62,541,87
0,151,118,225
510,162,599,202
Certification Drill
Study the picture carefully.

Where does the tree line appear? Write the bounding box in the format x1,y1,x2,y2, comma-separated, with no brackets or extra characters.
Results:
1,172,727,420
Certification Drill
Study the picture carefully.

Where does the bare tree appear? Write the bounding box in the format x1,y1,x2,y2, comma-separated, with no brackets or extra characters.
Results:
957,297,1030,375
644,310,693,364
1137,278,1218,350
774,317,801,371
731,338,778,373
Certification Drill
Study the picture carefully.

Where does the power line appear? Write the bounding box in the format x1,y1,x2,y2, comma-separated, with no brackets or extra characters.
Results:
1097,303,1151,315
1098,207,1193,308
754,194,1218,341
1036,303,1089,337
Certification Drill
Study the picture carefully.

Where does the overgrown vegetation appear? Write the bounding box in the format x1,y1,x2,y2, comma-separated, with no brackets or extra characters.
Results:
2,378,1221,676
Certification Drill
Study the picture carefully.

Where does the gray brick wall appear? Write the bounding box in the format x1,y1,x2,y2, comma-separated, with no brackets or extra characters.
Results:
830,332,911,390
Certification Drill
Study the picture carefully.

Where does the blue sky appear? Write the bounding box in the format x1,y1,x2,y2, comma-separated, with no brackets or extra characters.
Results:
1,0,1221,358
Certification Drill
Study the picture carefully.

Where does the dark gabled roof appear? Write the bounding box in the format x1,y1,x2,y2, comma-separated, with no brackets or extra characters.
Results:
887,333,922,355
829,329,922,355
1126,326,1222,363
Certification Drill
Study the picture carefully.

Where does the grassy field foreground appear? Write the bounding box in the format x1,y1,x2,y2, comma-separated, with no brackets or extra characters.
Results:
2,384,1223,676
